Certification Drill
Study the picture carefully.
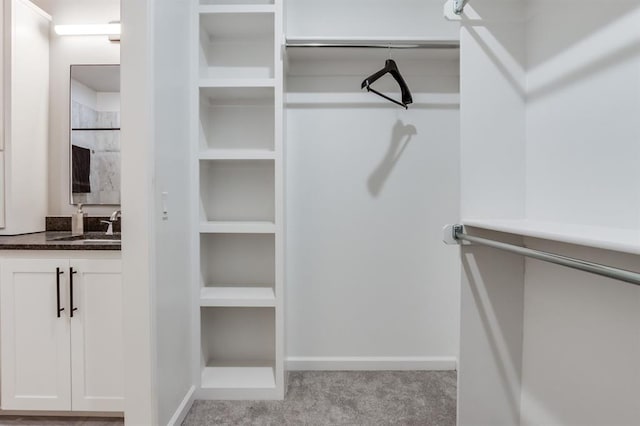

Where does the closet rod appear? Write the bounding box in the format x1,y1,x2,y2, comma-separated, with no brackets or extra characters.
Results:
285,40,459,50
451,225,640,286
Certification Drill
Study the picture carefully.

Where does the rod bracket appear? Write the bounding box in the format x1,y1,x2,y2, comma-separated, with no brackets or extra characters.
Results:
444,0,467,20
454,0,469,15
442,224,463,245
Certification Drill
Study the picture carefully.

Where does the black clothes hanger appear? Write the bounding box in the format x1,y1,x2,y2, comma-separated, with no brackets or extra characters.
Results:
361,59,413,109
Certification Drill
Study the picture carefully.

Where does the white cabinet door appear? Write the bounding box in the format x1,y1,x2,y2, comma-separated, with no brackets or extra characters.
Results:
70,259,123,412
0,259,71,411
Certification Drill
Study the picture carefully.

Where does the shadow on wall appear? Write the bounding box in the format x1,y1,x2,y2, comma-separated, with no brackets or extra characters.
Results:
367,119,417,197
463,0,640,103
459,240,525,426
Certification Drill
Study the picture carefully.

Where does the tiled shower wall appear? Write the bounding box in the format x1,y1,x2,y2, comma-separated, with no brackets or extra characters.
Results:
71,101,121,205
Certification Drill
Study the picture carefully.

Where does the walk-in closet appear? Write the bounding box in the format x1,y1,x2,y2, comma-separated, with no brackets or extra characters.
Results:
3,0,634,424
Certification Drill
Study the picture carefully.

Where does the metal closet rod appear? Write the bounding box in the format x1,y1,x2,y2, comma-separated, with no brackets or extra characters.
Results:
452,225,640,286
285,41,460,50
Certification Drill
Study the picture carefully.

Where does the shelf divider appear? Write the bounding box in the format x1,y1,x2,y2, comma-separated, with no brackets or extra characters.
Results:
200,287,275,307
199,78,275,89
199,149,275,161
201,365,275,390
199,4,275,14
199,221,276,234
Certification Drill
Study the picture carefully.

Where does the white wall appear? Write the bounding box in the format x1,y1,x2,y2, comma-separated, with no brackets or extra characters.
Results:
151,0,193,424
458,230,525,426
120,0,155,422
96,92,120,112
46,0,120,215
520,239,640,426
285,0,461,368
121,0,193,424
286,0,459,40
459,0,526,221
525,0,640,230
70,79,97,110
519,1,640,424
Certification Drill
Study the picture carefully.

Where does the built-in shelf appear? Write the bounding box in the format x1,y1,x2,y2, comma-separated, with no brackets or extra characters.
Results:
199,149,275,161
199,160,275,223
199,88,274,151
462,219,640,255
200,221,276,234
200,8,274,38
199,11,274,80
200,287,276,307
201,365,275,390
200,234,275,287
285,36,460,48
72,128,121,131
199,79,275,89
199,4,275,14
200,0,273,4
200,307,276,392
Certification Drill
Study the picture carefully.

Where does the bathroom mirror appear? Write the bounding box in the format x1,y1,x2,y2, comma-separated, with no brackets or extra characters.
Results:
69,64,121,205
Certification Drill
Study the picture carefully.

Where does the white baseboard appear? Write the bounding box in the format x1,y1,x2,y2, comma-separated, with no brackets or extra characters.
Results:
167,385,195,426
286,356,457,371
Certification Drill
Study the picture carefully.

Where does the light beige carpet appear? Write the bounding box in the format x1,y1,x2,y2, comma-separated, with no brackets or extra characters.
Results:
183,371,456,426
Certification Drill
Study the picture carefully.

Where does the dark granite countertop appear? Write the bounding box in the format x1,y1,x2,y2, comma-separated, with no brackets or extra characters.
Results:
0,232,121,251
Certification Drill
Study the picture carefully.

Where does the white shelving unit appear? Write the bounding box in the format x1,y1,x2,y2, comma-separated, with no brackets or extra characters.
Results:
192,0,284,400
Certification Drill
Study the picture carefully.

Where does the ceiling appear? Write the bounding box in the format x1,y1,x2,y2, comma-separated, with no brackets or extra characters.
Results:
71,65,120,92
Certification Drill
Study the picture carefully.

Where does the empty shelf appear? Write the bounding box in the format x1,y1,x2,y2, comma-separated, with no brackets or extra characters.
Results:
199,4,275,14
200,87,274,106
199,78,275,88
201,365,276,390
199,149,275,160
200,0,274,4
200,287,275,307
200,221,276,234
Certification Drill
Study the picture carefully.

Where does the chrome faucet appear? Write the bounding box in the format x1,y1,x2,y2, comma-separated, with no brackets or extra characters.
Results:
101,210,121,236
101,220,115,236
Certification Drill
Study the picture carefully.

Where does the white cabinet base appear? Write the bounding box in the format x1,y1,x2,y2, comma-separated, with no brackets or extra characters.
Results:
1,256,123,412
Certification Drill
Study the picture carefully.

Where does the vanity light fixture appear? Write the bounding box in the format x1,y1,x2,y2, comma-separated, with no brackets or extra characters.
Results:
54,22,121,41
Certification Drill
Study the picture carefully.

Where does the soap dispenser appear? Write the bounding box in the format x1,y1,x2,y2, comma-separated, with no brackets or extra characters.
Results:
72,204,86,235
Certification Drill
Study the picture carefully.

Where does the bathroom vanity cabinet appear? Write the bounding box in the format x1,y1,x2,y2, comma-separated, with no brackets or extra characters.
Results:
0,252,123,412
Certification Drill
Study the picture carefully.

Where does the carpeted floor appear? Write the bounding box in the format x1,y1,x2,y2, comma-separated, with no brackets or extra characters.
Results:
183,371,457,426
